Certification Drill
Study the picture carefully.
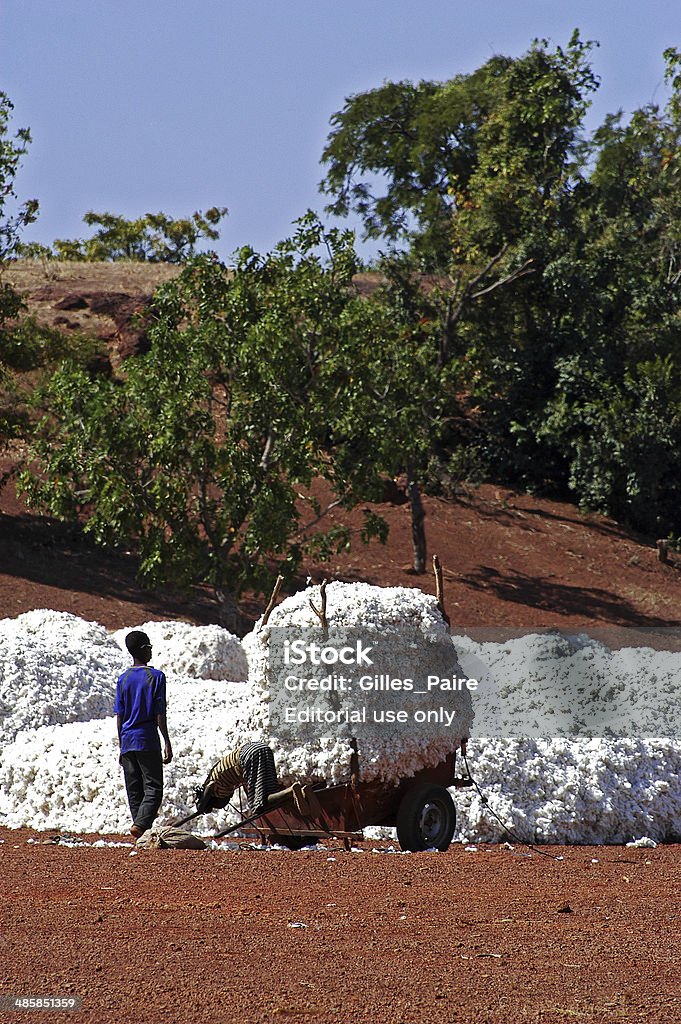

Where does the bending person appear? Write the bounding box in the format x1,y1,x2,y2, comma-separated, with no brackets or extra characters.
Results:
196,741,320,817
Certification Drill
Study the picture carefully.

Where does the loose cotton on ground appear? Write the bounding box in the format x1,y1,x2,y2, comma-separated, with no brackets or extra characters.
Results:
452,737,681,844
452,631,681,738
448,631,681,842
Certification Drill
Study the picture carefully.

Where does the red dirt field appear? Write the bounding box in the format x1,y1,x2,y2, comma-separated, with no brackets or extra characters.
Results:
3,429,681,1023
1,829,679,1024
3,467,681,635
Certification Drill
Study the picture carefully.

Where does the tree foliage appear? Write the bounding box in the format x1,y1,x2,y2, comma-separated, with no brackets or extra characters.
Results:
25,207,228,262
0,92,38,266
0,92,39,448
320,32,597,270
321,36,681,541
21,217,400,620
523,49,681,532
15,38,681,610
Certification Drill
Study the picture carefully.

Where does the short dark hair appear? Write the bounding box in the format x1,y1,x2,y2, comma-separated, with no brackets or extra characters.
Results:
125,630,152,660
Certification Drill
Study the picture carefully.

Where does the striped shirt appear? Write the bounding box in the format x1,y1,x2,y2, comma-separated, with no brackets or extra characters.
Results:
208,747,244,800
206,741,280,812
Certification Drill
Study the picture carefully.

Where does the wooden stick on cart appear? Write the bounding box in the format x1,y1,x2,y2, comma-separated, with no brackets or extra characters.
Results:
309,579,329,631
261,574,284,628
432,554,450,627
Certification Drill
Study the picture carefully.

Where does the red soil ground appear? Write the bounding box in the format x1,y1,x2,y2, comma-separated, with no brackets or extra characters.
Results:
1,830,679,1024
2,476,680,1023
2,467,681,636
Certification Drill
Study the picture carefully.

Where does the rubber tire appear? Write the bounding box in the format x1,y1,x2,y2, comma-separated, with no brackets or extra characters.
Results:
272,834,320,851
396,783,456,852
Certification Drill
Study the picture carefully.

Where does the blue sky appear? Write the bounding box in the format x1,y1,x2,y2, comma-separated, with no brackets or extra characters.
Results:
3,1,681,261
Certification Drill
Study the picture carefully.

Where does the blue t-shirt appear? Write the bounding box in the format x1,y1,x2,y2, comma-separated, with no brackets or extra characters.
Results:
114,665,167,755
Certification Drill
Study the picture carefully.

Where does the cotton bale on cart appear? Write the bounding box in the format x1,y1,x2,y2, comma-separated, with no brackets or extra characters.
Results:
228,575,476,850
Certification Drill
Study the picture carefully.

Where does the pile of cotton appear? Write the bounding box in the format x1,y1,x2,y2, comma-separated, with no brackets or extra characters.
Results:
249,581,449,638
453,737,681,844
0,611,255,833
0,609,126,744
245,581,474,785
0,678,259,834
2,597,681,844
452,632,681,738
447,631,681,843
112,620,248,682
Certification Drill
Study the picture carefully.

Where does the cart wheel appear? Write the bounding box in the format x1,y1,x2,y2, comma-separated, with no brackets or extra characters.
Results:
272,834,320,851
396,783,456,852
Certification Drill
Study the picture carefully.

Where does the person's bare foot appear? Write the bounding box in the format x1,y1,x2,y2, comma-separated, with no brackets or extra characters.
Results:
130,824,143,838
266,787,290,808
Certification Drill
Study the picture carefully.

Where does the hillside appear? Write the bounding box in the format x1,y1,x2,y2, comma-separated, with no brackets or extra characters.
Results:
2,260,679,634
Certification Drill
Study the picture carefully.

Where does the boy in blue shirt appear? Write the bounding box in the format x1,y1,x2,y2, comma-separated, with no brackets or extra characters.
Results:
114,630,173,838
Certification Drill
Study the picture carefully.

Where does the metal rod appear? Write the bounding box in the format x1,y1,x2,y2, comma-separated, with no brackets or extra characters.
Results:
213,808,271,839
171,809,204,828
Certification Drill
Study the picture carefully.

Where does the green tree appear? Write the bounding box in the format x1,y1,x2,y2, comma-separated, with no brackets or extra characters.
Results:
0,92,39,452
346,257,466,572
320,32,597,271
516,48,681,533
32,207,227,262
0,92,38,265
21,216,396,624
321,35,600,563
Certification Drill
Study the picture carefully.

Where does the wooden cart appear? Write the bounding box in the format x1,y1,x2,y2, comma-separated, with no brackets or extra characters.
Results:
231,745,473,852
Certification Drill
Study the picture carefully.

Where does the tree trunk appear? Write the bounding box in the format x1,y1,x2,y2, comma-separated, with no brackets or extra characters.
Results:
214,587,241,634
406,465,426,574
